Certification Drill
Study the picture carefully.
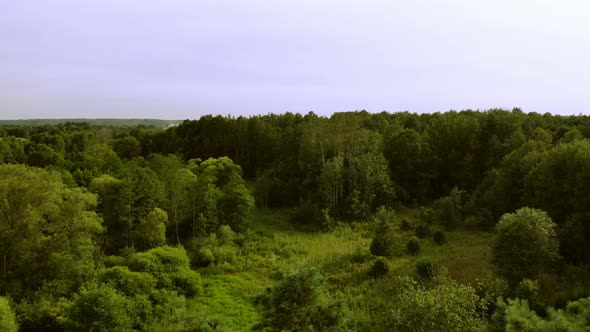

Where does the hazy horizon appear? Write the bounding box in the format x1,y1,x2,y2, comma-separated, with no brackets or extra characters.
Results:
2,1,590,119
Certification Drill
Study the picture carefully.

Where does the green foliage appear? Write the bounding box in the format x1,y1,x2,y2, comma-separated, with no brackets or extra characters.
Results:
415,258,435,280
0,297,18,332
117,162,165,248
111,135,141,159
97,266,157,297
67,283,134,332
195,157,255,233
406,236,421,255
137,208,168,249
515,279,540,308
0,164,103,296
431,187,464,229
370,257,390,278
192,248,215,268
127,246,201,297
414,223,429,238
433,229,446,244
522,140,590,264
491,296,590,331
387,274,483,332
473,276,508,318
218,224,237,245
400,218,411,231
370,220,395,257
265,264,343,331
492,207,560,283
291,201,323,225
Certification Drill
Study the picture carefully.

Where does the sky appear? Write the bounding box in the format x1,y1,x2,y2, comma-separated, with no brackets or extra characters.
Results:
1,0,590,119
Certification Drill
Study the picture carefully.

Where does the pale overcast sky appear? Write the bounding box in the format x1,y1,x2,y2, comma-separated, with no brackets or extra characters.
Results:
1,1,590,119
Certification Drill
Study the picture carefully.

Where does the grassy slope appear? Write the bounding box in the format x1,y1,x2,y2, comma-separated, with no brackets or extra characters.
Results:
192,207,495,330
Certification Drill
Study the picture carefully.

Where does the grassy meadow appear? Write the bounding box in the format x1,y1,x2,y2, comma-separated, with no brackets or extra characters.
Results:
191,207,495,331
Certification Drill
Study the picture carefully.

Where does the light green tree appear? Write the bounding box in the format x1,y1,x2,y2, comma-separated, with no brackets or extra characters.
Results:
0,297,18,332
0,164,103,296
492,207,560,283
137,208,168,249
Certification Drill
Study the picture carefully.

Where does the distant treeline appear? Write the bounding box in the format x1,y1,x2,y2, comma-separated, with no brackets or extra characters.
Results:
0,118,181,127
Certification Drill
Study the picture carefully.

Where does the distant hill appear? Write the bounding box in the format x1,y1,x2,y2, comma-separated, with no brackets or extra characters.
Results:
0,118,183,127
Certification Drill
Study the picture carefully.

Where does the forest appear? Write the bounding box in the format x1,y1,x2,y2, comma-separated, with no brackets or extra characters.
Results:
1,109,590,331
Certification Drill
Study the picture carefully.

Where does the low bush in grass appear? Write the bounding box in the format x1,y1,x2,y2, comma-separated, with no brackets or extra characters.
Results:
400,218,412,231
291,201,323,225
406,236,421,255
370,257,390,278
416,258,435,280
262,264,345,331
370,221,395,257
433,230,446,244
415,223,429,238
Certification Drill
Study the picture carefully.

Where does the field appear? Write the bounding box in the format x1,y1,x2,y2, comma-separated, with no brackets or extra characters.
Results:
192,208,495,331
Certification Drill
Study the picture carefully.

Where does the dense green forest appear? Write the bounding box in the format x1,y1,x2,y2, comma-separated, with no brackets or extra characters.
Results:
1,109,590,331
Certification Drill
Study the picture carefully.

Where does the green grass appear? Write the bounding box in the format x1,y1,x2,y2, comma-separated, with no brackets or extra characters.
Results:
193,273,265,331
191,207,496,330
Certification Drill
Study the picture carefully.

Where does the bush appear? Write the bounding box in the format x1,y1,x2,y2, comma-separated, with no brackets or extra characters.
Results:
218,225,236,245
192,248,215,268
433,230,446,244
387,274,483,331
266,264,343,331
400,219,411,231
370,221,394,257
515,279,540,307
0,297,18,332
416,258,435,279
418,207,434,224
103,255,127,268
370,257,390,278
492,208,559,283
127,246,201,296
291,201,323,225
473,276,508,318
97,266,157,297
67,283,134,331
491,296,590,332
431,187,464,229
406,236,421,255
415,223,429,238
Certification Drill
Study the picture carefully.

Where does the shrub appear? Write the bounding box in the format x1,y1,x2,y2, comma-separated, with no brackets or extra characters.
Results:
0,297,18,332
473,276,508,318
406,236,421,255
515,279,539,307
370,221,394,257
433,230,446,244
266,264,343,331
415,223,429,238
492,208,560,283
192,248,215,268
127,246,201,296
218,225,236,245
491,296,590,332
418,207,434,224
400,219,411,231
431,187,464,229
370,257,390,278
103,255,126,267
97,266,157,297
416,258,435,279
387,274,483,331
291,201,323,225
67,283,134,332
